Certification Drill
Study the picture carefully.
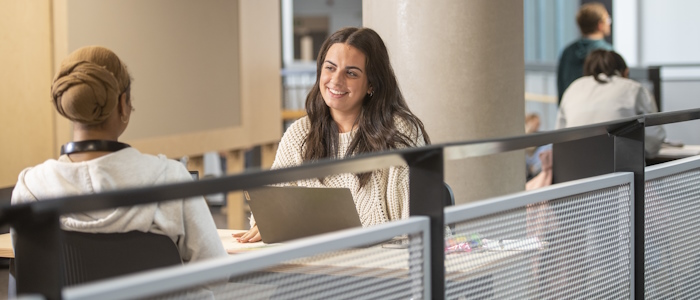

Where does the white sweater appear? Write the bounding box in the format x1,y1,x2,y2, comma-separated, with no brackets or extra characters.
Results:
557,74,666,157
11,147,227,263
259,116,426,228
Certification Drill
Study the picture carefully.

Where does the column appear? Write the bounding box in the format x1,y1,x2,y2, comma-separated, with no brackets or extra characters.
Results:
364,0,525,204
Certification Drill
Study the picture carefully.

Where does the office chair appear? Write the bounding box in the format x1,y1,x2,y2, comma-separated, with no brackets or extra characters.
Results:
444,182,455,207
61,230,182,285
11,230,182,297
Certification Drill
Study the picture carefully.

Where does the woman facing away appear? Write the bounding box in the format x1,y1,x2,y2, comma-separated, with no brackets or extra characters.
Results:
556,49,666,158
236,27,430,243
11,46,226,262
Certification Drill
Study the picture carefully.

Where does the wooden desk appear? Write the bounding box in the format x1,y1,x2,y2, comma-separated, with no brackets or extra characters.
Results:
0,233,12,258
0,229,278,258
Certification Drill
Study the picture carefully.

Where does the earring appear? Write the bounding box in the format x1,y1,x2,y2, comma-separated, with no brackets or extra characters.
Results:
369,91,374,97
121,115,129,124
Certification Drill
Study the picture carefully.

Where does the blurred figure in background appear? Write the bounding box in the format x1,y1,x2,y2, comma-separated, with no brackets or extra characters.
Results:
556,49,665,158
556,2,613,103
525,113,552,184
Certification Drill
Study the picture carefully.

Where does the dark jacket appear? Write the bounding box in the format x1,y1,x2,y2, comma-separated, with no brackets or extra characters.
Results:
556,38,613,103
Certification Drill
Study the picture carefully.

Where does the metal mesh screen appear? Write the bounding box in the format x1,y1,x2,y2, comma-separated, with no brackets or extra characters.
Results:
123,233,426,300
645,167,700,299
445,184,632,300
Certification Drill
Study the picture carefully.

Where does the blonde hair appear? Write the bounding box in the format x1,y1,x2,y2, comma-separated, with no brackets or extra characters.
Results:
576,3,608,35
51,46,131,125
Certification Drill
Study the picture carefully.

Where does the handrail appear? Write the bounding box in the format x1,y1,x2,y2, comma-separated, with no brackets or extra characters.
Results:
5,107,700,300
525,62,652,80
4,109,700,223
644,108,700,126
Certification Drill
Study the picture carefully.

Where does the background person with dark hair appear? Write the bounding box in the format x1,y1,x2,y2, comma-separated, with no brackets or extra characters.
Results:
556,2,613,104
556,49,666,158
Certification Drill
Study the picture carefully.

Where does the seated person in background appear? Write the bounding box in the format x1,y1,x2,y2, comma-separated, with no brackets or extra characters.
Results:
236,27,430,243
556,49,666,158
556,2,613,103
525,113,552,182
11,46,226,262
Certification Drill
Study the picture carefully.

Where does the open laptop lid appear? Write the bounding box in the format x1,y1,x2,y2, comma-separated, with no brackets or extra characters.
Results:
245,186,362,244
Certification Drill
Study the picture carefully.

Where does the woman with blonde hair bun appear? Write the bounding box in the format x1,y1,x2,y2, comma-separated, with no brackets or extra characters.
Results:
11,46,226,263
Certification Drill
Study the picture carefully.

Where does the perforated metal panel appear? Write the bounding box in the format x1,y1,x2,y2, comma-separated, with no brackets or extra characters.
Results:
645,166,700,299
445,181,633,300
138,234,425,300
62,218,430,300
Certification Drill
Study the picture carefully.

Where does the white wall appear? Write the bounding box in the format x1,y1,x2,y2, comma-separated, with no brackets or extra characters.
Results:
640,0,700,65
65,0,241,141
612,0,639,66
638,0,700,144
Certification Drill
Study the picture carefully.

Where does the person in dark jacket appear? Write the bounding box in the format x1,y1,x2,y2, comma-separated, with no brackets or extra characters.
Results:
556,2,612,104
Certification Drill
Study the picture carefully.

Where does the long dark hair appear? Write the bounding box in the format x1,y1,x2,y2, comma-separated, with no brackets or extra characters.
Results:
584,49,628,83
303,27,430,187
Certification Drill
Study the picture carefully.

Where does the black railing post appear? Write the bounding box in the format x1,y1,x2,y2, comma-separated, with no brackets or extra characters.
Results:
405,148,445,300
610,120,646,299
648,66,662,112
552,134,614,184
13,211,64,300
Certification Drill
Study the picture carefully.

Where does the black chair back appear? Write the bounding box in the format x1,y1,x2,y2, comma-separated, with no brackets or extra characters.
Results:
61,230,182,285
443,182,455,207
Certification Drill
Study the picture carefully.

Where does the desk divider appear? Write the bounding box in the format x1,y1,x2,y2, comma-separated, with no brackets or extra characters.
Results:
4,108,700,300
62,217,431,300
644,155,700,299
444,173,635,299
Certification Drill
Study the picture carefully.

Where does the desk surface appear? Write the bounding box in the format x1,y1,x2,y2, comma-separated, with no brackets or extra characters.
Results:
657,144,700,159
0,229,275,259
274,246,524,279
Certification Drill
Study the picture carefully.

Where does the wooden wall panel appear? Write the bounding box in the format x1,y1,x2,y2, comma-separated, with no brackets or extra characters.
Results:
0,1,283,192
53,0,282,159
0,0,55,187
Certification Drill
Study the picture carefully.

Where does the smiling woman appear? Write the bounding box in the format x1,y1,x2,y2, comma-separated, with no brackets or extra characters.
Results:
236,27,430,243
320,43,371,131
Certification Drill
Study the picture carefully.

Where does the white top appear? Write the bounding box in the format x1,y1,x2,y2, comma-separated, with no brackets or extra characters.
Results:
257,116,426,228
11,147,227,263
556,74,666,157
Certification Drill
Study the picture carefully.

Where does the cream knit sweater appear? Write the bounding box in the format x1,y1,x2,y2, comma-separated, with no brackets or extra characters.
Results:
256,116,425,228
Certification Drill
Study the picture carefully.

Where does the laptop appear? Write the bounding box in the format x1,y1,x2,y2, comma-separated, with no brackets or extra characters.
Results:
245,186,362,244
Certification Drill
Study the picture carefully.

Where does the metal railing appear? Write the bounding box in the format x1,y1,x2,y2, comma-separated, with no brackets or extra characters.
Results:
644,155,700,298
4,108,700,299
61,217,431,300
445,172,634,299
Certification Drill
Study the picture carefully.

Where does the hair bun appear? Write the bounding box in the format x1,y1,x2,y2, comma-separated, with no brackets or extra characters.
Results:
51,60,120,124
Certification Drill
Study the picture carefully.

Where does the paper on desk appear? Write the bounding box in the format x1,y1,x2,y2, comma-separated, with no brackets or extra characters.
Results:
659,144,700,157
218,230,280,254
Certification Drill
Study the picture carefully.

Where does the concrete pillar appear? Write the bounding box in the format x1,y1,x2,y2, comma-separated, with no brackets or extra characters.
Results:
364,1,525,204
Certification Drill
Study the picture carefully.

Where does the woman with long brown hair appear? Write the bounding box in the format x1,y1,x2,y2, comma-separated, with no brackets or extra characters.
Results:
237,27,430,243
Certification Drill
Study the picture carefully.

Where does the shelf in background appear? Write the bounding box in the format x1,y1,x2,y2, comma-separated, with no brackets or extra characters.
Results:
282,110,306,121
